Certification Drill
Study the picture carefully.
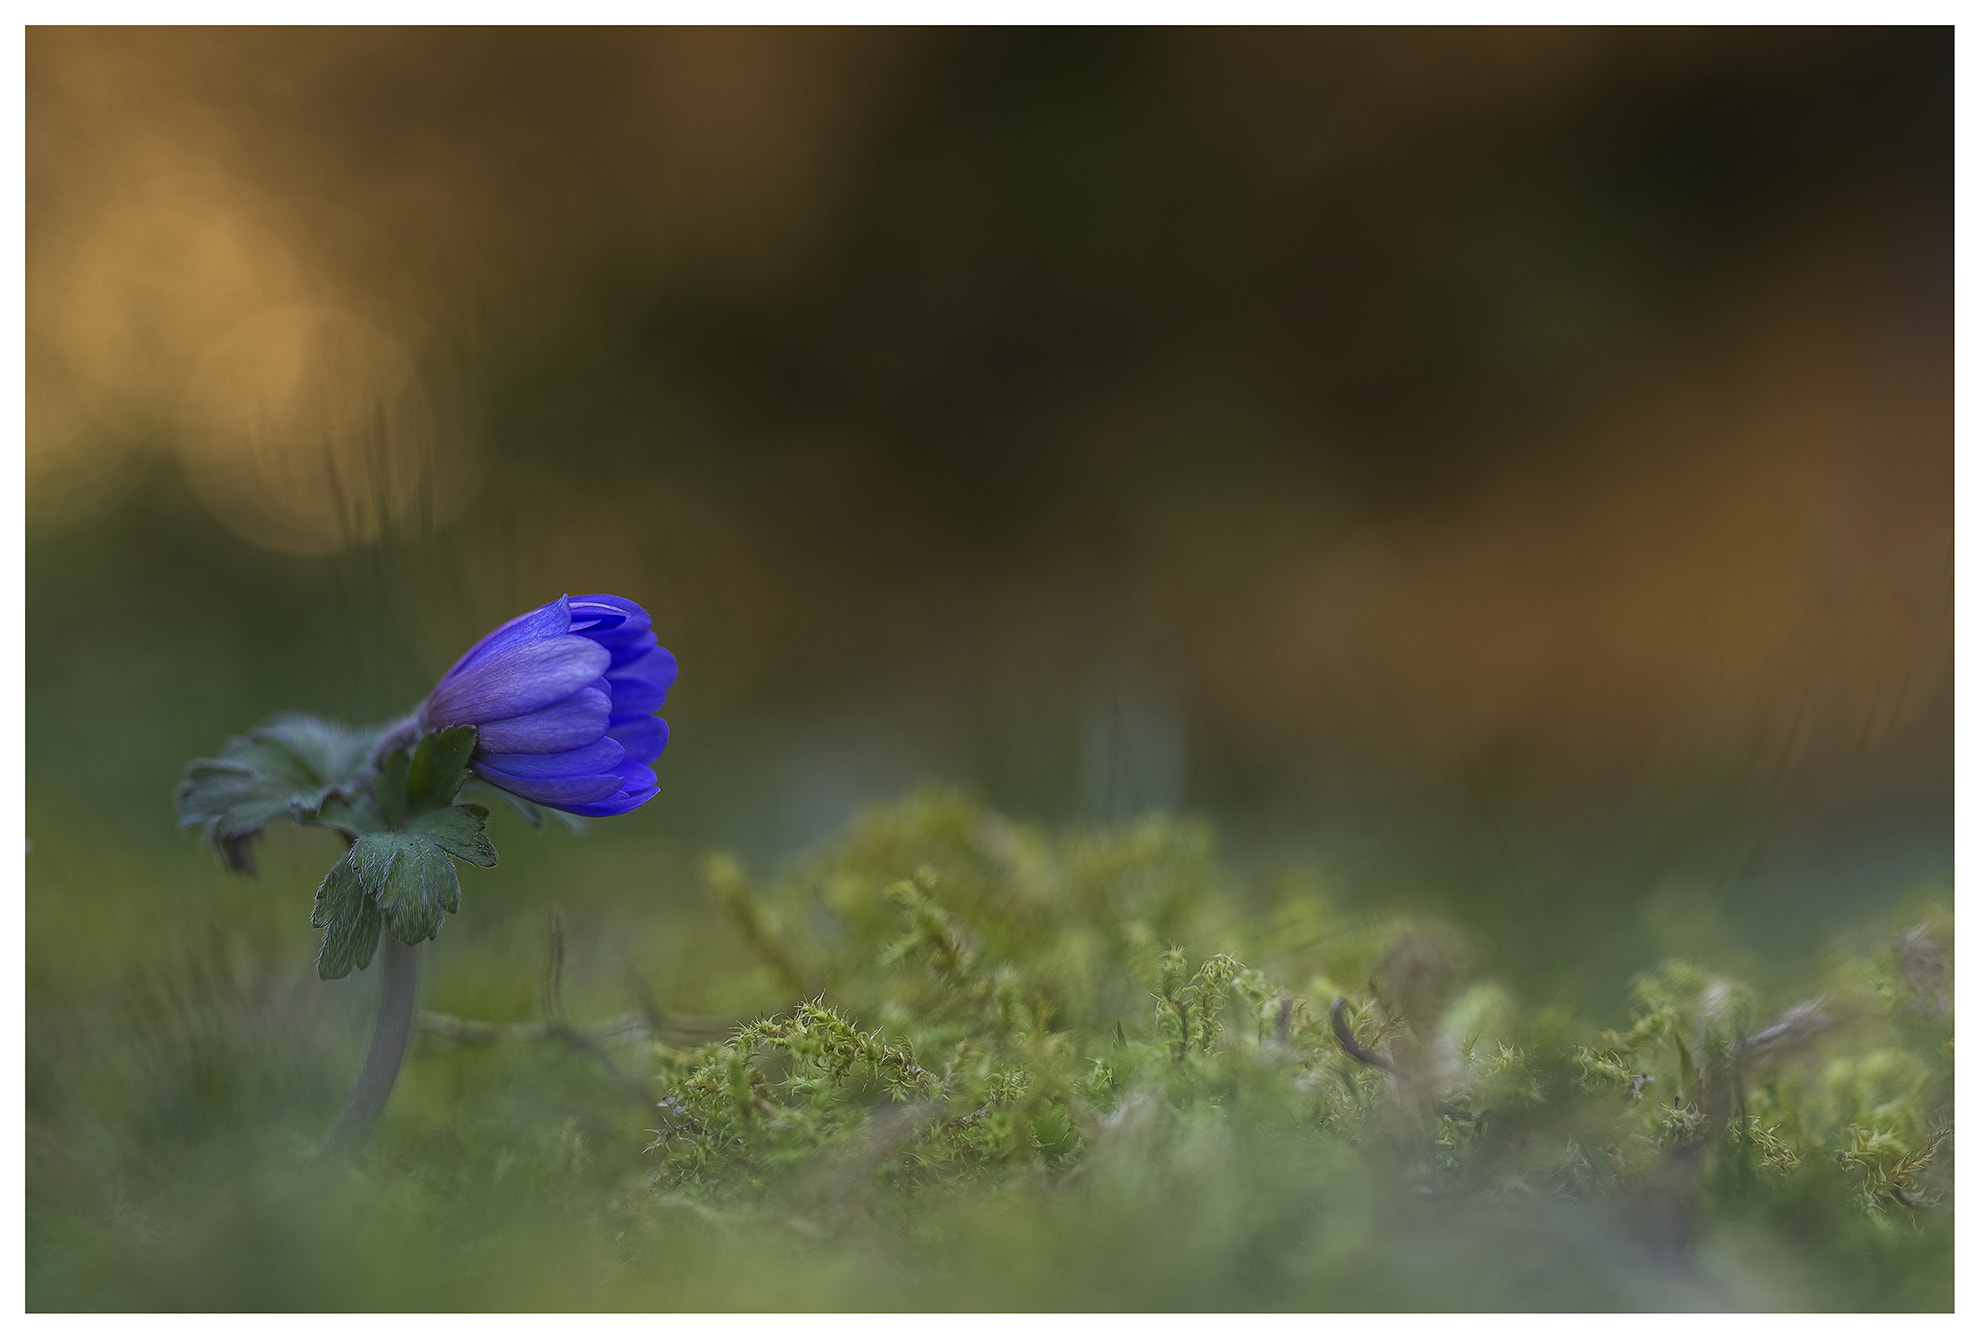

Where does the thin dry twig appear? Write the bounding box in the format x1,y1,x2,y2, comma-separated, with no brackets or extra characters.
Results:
1329,996,1397,1073
1329,996,1487,1131
417,1009,654,1045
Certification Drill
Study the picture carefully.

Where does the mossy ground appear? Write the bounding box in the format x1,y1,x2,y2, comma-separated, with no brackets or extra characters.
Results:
27,792,1952,1310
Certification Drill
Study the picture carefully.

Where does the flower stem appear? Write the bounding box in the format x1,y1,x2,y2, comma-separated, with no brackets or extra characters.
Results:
322,935,418,1156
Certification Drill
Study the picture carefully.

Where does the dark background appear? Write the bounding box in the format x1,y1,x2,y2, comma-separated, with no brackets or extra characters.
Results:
27,27,1952,996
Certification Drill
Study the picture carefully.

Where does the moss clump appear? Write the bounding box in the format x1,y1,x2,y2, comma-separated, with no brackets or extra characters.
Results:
629,792,1951,1308
27,790,1952,1309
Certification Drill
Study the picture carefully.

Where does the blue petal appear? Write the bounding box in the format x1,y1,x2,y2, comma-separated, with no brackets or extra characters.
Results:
426,636,611,728
606,630,659,670
572,594,650,631
438,596,572,684
608,645,678,691
567,601,629,636
471,760,623,806
615,760,657,792
559,761,660,816
556,759,659,817
561,787,658,817
426,592,668,817
479,736,625,779
607,717,669,765
473,687,610,753
605,648,677,719
607,679,667,719
571,594,654,650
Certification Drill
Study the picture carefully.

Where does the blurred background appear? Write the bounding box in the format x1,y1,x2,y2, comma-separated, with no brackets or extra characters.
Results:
27,26,1949,999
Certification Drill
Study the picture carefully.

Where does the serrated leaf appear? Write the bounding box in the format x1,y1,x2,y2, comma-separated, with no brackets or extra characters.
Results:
254,715,386,791
407,805,497,868
175,714,397,862
345,812,488,946
381,841,456,943
176,760,298,840
310,855,357,931
312,856,382,980
406,726,477,814
350,832,412,893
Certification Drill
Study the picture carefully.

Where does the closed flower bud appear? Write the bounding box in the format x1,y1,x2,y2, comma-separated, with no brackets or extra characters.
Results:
423,594,675,816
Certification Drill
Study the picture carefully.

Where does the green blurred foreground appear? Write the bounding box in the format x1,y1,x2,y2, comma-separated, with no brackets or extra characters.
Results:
28,793,1952,1310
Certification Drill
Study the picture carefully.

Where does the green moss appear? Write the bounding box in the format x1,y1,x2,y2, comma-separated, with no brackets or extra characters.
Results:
27,791,1954,1309
615,792,1952,1307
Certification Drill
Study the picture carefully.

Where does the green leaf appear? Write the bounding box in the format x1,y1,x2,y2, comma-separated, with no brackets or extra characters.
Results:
409,803,497,868
176,760,298,841
369,724,476,832
347,725,498,947
343,800,494,946
350,831,411,891
406,725,477,814
309,792,388,835
257,714,387,785
374,746,412,830
311,855,382,980
175,715,396,868
380,840,458,943
183,712,504,965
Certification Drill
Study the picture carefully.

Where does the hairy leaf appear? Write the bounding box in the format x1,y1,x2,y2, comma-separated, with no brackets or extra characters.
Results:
381,840,457,943
311,855,382,980
413,803,497,868
175,714,395,868
344,797,494,948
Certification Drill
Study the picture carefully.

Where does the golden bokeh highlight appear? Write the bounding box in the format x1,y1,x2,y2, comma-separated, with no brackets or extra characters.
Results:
175,304,466,555
24,27,906,550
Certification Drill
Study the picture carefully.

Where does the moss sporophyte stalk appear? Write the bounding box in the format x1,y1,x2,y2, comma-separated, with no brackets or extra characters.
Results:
175,593,675,1152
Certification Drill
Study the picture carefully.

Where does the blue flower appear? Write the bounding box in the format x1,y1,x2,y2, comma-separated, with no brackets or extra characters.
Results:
422,594,675,817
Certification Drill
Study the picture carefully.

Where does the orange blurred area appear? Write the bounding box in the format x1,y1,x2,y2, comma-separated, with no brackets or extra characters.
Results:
28,29,906,544
25,27,1950,934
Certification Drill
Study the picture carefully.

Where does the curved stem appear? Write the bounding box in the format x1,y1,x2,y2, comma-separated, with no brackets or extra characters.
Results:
322,935,418,1156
